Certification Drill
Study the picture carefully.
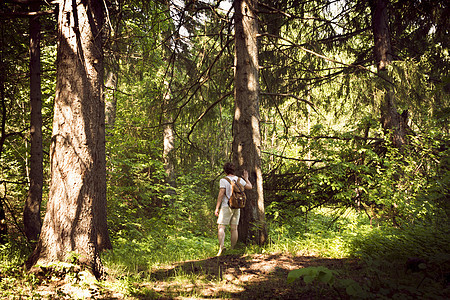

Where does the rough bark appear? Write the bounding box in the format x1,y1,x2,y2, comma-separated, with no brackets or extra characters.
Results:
371,0,409,148
24,0,43,244
233,0,267,245
26,0,110,278
371,0,392,72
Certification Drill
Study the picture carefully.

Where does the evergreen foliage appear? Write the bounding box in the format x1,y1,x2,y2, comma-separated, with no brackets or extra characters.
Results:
0,0,448,298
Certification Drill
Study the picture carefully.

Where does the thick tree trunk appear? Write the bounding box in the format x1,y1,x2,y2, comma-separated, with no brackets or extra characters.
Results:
233,0,267,245
26,0,110,278
371,0,392,72
371,0,409,148
24,1,43,244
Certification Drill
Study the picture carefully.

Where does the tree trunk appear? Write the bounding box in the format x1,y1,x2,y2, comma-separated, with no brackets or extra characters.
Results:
233,0,267,245
24,0,43,244
371,0,409,148
104,68,118,129
0,57,7,243
161,11,176,190
104,1,121,130
26,0,110,278
0,199,5,244
162,80,176,185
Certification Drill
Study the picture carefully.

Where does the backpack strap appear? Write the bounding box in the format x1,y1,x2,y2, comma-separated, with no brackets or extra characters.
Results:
224,176,245,196
223,177,233,200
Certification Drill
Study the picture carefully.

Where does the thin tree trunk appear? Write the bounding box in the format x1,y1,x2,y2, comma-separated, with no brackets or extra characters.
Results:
104,1,121,130
0,34,7,242
26,0,109,278
161,9,176,190
105,68,118,129
24,0,43,244
233,0,267,245
162,80,175,185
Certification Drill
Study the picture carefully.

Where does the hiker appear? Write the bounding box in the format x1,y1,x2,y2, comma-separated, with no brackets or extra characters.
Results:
214,162,252,256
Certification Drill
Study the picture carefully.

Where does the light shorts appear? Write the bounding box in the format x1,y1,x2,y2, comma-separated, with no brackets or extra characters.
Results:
217,206,240,225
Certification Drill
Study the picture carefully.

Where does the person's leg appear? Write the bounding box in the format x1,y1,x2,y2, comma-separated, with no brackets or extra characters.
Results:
229,209,240,249
217,225,226,256
230,224,238,249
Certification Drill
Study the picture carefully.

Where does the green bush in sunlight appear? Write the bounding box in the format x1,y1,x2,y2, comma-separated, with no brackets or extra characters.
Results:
0,235,30,268
102,228,217,273
265,207,365,258
349,223,450,264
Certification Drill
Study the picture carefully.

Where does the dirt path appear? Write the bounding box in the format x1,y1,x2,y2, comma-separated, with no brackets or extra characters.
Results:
146,253,361,299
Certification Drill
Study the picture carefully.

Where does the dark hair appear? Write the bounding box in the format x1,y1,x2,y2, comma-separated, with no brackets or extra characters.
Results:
223,162,235,175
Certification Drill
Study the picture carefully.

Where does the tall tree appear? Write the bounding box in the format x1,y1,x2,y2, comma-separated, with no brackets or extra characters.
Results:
27,0,110,277
0,43,5,242
162,79,176,184
23,0,43,244
370,0,409,149
233,0,267,245
161,5,176,186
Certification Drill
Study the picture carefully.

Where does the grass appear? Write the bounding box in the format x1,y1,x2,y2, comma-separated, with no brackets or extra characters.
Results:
1,207,449,299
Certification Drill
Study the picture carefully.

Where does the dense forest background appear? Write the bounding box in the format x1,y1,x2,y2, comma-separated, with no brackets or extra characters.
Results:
0,0,449,298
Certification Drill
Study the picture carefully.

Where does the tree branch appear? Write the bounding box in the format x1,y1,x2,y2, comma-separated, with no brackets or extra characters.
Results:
296,134,384,141
0,10,55,18
259,32,394,85
260,92,317,113
187,91,232,143
262,150,326,163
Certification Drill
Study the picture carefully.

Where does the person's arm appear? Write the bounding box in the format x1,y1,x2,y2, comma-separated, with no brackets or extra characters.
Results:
215,188,225,217
242,170,253,190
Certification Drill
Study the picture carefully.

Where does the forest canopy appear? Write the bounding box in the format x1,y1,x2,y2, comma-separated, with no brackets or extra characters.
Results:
0,0,448,298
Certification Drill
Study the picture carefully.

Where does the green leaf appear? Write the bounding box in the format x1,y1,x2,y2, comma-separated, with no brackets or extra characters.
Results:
317,270,334,284
303,275,315,284
287,268,311,284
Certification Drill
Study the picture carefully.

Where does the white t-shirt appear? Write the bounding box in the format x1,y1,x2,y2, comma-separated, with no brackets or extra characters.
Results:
219,175,247,207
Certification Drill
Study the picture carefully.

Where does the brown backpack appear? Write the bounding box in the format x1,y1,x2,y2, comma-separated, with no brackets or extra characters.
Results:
224,177,246,209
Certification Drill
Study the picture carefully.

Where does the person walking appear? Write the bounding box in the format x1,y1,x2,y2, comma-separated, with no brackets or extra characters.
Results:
214,162,252,256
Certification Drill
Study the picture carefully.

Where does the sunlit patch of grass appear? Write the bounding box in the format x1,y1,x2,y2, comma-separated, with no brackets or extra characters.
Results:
102,230,218,274
263,207,366,258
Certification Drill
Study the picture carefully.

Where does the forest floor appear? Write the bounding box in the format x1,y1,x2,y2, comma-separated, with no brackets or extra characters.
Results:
20,251,448,299
26,253,357,299
143,253,361,299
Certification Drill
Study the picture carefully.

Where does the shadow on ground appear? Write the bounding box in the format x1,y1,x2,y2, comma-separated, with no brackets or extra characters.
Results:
147,253,361,299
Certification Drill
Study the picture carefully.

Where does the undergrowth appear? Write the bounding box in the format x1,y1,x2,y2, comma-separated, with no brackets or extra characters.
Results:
1,207,448,299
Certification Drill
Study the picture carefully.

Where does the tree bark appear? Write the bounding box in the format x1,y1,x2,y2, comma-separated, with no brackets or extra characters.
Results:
233,0,267,245
371,0,409,148
371,0,392,73
0,53,7,243
26,0,110,278
104,68,118,129
161,9,176,189
24,0,43,244
162,86,175,185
